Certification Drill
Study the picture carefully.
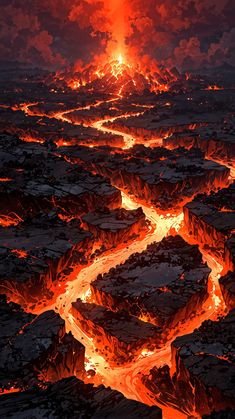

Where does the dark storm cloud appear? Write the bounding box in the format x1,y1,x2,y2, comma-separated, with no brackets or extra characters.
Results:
127,0,235,69
0,0,109,68
0,0,235,70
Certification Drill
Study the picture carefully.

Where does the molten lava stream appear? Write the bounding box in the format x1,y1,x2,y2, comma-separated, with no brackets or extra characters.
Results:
53,99,113,124
92,111,144,149
40,192,184,417
17,97,226,417
35,189,224,419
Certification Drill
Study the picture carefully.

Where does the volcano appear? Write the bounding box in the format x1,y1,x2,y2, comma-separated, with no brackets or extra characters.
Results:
58,57,181,96
0,44,235,419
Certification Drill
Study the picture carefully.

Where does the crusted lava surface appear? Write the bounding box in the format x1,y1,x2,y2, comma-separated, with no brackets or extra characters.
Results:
0,212,93,309
0,134,121,223
104,89,235,142
60,145,230,213
163,120,235,168
90,235,210,334
142,309,235,416
71,298,162,365
0,63,234,418
0,376,162,419
0,295,85,393
82,207,149,250
184,182,235,268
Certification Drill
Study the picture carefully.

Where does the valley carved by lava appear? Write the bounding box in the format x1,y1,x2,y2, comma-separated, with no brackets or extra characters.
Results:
0,57,235,419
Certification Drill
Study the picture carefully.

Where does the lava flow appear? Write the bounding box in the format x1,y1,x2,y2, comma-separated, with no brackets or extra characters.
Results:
39,189,224,419
1,44,235,418
58,53,175,96
1,1,235,417
35,77,228,416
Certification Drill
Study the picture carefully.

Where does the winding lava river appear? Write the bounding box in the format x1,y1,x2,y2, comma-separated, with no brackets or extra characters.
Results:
25,96,225,418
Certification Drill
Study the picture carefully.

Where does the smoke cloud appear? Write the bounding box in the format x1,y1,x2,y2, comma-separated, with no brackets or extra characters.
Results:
0,0,234,70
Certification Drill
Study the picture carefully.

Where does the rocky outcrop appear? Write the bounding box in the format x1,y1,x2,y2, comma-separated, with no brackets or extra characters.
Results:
71,299,162,365
0,213,93,309
142,309,235,416
184,183,235,267
0,377,162,418
91,235,210,336
0,295,85,393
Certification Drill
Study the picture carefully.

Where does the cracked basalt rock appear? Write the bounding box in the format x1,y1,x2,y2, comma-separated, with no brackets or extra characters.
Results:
219,272,235,311
0,107,123,147
71,299,162,364
0,213,93,309
0,295,85,393
0,376,162,418
104,89,235,142
163,121,235,168
66,102,141,125
0,132,48,167
184,182,235,267
0,151,121,222
91,235,210,336
142,309,235,416
82,207,149,250
60,145,230,213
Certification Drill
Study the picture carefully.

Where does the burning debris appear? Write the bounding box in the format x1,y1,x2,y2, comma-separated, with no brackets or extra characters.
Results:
59,58,178,96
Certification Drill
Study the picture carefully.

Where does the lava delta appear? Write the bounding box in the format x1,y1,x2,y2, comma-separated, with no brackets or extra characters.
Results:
0,58,235,419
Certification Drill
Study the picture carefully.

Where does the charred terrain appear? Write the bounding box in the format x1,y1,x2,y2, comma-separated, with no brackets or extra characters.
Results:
0,60,235,419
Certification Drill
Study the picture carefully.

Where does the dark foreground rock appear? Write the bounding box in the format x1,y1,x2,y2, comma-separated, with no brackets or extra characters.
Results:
184,182,235,268
91,235,210,336
71,299,162,365
142,309,235,416
0,377,162,419
0,295,85,393
0,213,93,309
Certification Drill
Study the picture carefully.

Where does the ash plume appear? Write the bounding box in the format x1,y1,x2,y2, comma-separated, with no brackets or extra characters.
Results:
0,0,235,70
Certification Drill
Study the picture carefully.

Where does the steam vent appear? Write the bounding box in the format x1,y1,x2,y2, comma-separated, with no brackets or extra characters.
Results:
1,1,235,418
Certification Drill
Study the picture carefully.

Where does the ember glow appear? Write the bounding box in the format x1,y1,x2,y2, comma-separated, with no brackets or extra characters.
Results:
0,2,235,418
59,56,174,95
41,191,225,419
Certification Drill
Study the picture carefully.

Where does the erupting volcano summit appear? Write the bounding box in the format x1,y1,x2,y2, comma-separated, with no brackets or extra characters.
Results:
0,1,235,418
